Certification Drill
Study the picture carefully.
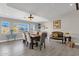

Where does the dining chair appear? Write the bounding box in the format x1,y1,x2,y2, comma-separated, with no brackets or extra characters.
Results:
25,32,32,48
22,32,27,44
38,32,47,50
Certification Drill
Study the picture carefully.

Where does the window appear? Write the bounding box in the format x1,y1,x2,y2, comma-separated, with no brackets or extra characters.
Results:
1,21,10,34
18,23,29,32
2,21,10,27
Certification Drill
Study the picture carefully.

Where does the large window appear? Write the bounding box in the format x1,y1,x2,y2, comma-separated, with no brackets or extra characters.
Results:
12,23,29,32
18,23,29,32
0,21,36,33
29,24,36,32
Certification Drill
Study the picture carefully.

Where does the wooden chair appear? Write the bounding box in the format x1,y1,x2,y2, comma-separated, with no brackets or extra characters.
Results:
38,32,47,50
22,32,27,44
25,32,32,48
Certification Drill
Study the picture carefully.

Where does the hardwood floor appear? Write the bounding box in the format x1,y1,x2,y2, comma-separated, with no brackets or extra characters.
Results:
0,39,79,56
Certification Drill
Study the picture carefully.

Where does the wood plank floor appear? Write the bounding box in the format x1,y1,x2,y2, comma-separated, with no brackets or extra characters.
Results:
0,39,79,56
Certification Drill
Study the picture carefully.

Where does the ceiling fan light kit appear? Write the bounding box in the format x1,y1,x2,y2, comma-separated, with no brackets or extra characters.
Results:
28,14,34,20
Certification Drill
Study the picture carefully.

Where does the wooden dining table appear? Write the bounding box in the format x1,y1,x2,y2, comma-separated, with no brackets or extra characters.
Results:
30,34,40,49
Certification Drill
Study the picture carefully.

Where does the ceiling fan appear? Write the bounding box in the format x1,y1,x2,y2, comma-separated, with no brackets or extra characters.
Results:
76,3,79,10
24,13,34,21
28,14,34,20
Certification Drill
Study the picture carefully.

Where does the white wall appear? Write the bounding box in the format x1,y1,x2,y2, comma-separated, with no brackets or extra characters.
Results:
41,10,79,43
61,10,79,43
41,21,53,34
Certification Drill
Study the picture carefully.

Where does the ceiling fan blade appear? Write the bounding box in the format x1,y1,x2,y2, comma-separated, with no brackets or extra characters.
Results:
76,3,79,10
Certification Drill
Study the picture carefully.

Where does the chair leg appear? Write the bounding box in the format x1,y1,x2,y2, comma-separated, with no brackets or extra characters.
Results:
23,40,25,43
40,45,42,50
23,40,27,46
29,43,34,49
29,43,31,49
26,42,28,47
36,42,38,47
40,43,43,50
44,42,46,48
62,39,64,44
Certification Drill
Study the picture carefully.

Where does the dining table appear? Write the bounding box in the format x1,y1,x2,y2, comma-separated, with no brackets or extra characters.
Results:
30,34,40,49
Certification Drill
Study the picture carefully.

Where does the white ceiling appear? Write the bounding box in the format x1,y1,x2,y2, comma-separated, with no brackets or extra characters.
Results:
0,3,48,23
7,3,76,20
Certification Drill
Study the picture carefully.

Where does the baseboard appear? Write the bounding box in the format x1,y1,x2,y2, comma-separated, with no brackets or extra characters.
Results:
75,42,79,45
0,39,22,43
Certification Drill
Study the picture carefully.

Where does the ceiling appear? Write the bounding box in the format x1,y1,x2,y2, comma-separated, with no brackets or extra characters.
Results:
7,3,76,20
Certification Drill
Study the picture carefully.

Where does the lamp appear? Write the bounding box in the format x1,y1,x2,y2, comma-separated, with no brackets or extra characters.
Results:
64,32,70,37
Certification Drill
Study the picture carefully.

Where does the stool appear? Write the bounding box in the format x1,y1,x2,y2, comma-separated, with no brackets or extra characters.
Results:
66,41,75,48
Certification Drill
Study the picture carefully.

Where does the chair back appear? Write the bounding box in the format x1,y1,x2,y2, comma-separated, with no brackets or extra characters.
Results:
25,32,31,43
22,32,26,40
52,31,63,37
40,32,47,43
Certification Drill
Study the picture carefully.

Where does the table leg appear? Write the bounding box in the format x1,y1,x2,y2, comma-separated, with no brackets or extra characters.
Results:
30,39,34,49
65,37,66,44
69,37,71,42
62,37,65,44
62,39,64,44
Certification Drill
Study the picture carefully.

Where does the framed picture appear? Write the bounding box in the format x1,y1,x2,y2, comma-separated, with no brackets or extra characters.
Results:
53,20,61,29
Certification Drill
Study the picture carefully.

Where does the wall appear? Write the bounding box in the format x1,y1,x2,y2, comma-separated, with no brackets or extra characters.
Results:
41,10,79,43
61,10,79,43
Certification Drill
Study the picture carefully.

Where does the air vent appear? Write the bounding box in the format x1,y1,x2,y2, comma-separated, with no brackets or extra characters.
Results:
76,3,79,10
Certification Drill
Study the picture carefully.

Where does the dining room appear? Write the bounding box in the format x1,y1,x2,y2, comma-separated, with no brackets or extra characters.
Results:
1,3,79,56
